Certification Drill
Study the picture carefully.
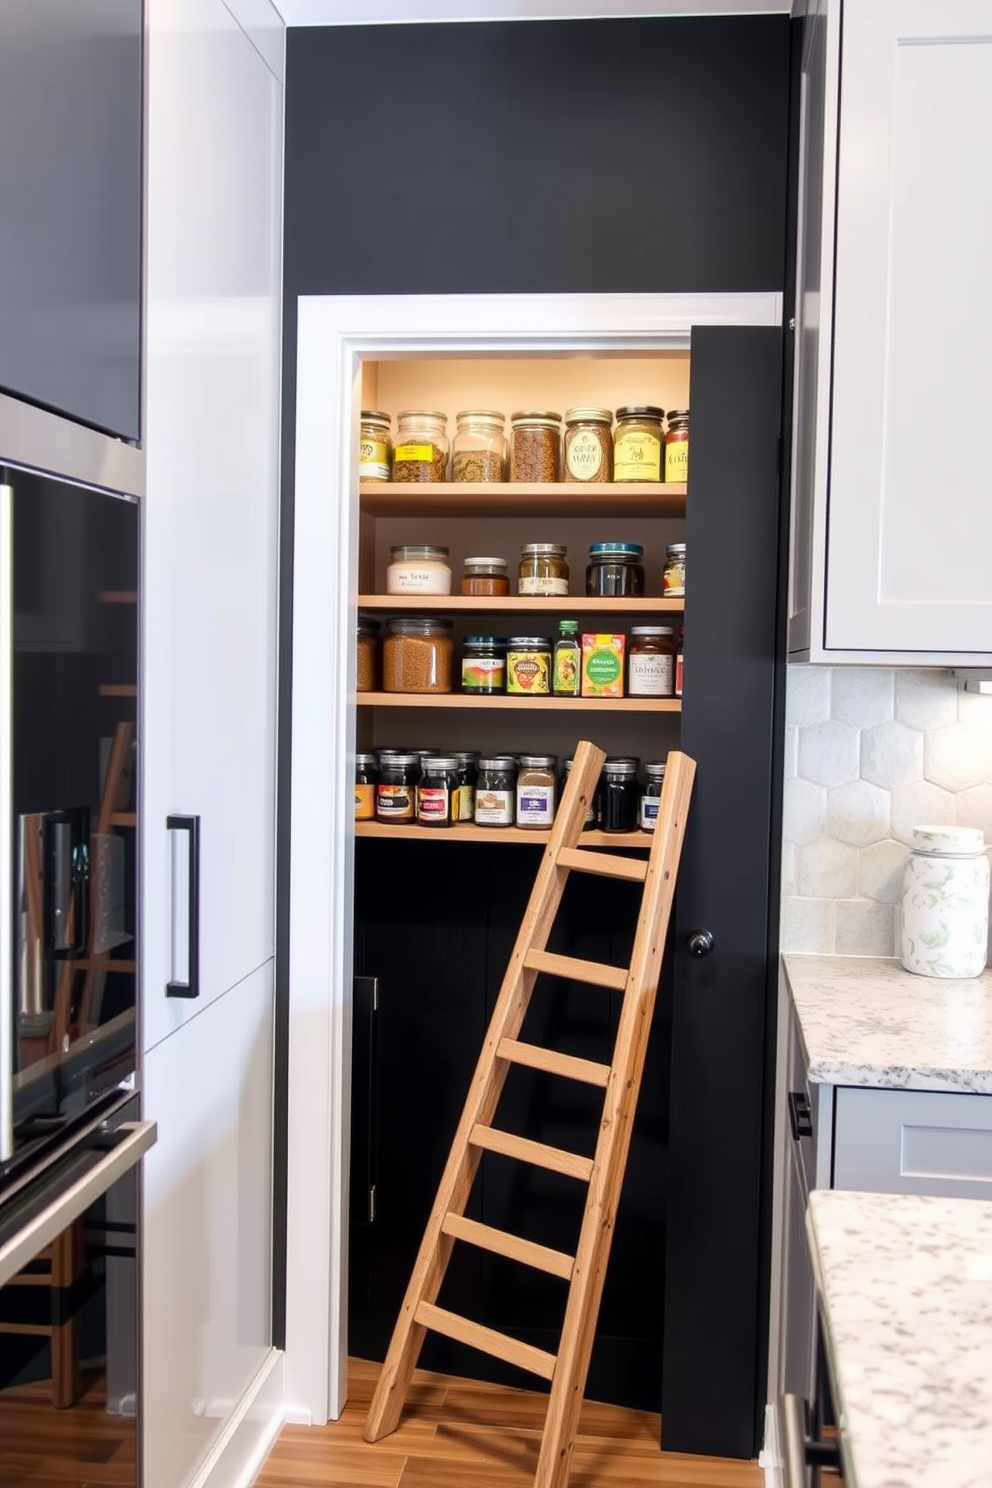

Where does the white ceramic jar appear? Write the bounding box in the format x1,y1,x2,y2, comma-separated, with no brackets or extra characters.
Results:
385,543,452,595
900,826,990,979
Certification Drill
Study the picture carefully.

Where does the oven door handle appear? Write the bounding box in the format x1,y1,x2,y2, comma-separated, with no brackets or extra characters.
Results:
0,1120,156,1288
0,482,13,1163
777,1392,844,1485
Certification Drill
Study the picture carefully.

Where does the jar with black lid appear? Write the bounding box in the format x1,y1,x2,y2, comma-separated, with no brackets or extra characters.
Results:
628,626,676,697
640,761,667,832
613,406,664,482
461,636,506,694
601,758,640,834
585,542,645,597
416,755,460,828
452,751,479,822
475,757,516,827
355,753,378,821
563,757,599,831
375,753,418,824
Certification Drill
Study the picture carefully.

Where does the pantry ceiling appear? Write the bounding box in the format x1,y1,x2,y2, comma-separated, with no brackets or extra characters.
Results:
273,1,790,24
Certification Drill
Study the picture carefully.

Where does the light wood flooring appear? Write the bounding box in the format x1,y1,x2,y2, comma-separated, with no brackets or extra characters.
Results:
259,1358,764,1488
0,1372,135,1488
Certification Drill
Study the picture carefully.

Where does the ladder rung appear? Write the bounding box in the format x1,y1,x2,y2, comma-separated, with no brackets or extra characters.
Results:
497,1037,610,1088
414,1300,557,1380
470,1123,594,1182
557,846,648,883
441,1212,574,1280
525,948,628,992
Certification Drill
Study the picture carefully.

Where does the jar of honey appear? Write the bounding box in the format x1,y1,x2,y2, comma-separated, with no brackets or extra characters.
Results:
665,409,689,482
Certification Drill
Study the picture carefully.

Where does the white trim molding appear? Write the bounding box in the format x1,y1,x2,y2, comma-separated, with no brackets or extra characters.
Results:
184,1350,285,1488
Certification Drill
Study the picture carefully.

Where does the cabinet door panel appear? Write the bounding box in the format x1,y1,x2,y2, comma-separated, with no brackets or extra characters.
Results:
834,1087,992,1200
827,2,992,653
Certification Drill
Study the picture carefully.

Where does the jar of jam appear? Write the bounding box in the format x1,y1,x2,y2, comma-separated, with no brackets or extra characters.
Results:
460,556,510,596
601,758,640,834
453,751,479,822
640,761,667,832
386,543,452,595
665,409,689,483
509,412,561,482
518,543,569,597
562,757,599,830
517,755,557,829
585,542,645,597
417,756,460,828
506,637,552,696
664,543,686,599
563,407,613,483
613,406,664,482
452,410,507,482
628,626,676,697
359,411,392,482
461,636,505,694
475,757,516,827
375,753,417,824
355,753,378,820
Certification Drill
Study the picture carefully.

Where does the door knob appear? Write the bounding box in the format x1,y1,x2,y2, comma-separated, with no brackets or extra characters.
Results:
686,929,715,958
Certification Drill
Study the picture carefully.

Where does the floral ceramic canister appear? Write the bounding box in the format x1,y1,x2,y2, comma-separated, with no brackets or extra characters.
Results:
901,826,990,979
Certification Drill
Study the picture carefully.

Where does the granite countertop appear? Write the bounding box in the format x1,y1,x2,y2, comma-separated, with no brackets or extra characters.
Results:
808,1188,992,1488
783,954,992,1094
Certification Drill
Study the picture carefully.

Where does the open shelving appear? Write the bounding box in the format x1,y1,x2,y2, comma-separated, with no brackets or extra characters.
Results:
355,820,650,850
358,692,680,713
359,480,685,518
358,595,683,615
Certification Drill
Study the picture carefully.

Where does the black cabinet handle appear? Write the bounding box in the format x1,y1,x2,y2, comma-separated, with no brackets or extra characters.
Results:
166,815,200,999
686,928,715,958
44,807,90,957
788,1090,813,1142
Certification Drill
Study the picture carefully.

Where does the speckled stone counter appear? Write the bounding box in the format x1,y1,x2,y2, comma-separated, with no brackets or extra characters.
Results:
783,954,992,1094
808,1189,992,1488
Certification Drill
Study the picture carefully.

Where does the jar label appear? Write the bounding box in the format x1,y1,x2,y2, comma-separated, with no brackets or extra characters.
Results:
640,796,660,830
517,785,555,826
475,789,514,825
394,443,434,462
665,439,689,482
675,654,684,696
417,785,457,822
360,438,390,480
376,785,413,821
506,651,551,694
462,657,506,690
518,577,568,597
458,785,475,821
628,652,674,697
553,646,580,695
581,635,625,698
614,431,661,481
566,430,606,481
387,566,451,594
355,783,375,820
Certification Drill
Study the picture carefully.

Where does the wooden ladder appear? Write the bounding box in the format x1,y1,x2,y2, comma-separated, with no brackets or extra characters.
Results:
363,738,696,1488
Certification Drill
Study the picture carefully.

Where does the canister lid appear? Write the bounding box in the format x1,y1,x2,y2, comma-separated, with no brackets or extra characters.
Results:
589,542,644,557
603,758,639,775
616,405,664,420
455,409,505,424
665,542,687,556
360,410,391,425
478,756,517,771
423,756,459,771
911,825,986,855
564,407,612,424
355,753,378,766
667,408,690,422
506,636,553,648
463,556,508,569
390,543,449,560
520,543,567,557
386,616,453,634
631,625,675,636
645,761,668,776
510,410,562,424
378,752,419,766
518,755,557,768
464,636,504,646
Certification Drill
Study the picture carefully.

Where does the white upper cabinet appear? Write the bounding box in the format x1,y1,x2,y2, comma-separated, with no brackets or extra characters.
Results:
790,0,992,663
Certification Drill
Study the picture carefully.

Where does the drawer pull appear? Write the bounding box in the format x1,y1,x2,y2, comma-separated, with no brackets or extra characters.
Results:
789,1091,813,1142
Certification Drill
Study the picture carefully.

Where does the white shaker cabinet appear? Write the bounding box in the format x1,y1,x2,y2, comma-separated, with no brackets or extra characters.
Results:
789,0,992,664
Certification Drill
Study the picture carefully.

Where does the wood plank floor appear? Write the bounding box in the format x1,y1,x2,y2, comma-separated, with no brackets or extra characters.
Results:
0,1373,135,1488
259,1358,763,1488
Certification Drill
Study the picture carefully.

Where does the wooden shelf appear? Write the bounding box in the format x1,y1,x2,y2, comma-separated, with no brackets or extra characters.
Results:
98,590,138,604
356,821,650,849
357,692,680,713
110,812,137,827
359,480,686,519
99,684,137,698
358,595,683,615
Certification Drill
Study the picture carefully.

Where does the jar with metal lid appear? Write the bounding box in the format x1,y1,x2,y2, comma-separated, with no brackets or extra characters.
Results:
505,636,552,696
601,758,640,834
628,626,676,697
355,753,378,821
553,619,580,697
359,411,392,482
461,636,505,695
474,757,517,827
518,543,568,597
452,410,507,482
392,410,448,482
564,408,613,483
517,755,558,829
461,556,510,597
452,751,479,823
585,542,645,597
416,756,460,828
382,617,454,693
639,761,667,832
375,753,417,824
613,406,664,482
664,409,689,483
386,543,452,595
356,617,379,692
509,411,562,483
664,542,686,598
563,757,599,831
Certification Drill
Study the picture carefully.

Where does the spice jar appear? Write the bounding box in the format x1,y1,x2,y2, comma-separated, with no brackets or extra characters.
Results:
506,637,553,696
356,618,379,692
613,406,664,482
355,753,378,821
601,758,640,834
664,543,686,598
517,755,558,829
563,757,599,830
518,543,569,597
475,757,516,828
509,412,562,482
901,827,991,978
461,636,506,695
460,556,510,597
453,751,479,822
665,409,689,483
585,542,645,597
392,410,448,482
416,755,460,828
452,410,507,482
375,753,417,824
382,617,454,693
386,544,452,595
564,408,613,483
359,411,392,482
628,626,677,697
639,761,667,832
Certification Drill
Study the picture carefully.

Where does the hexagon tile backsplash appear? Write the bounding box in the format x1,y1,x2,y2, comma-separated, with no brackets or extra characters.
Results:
782,667,992,958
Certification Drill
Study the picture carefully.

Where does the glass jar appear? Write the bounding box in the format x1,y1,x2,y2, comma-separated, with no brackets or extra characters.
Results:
563,757,599,830
392,410,448,482
509,411,562,482
355,753,378,821
386,543,452,595
461,556,510,597
675,627,684,698
461,636,505,695
613,406,664,482
901,827,991,978
601,758,640,834
585,542,645,597
359,411,392,482
664,542,686,598
517,755,558,829
416,755,460,828
452,751,479,822
475,757,517,827
356,618,379,692
553,620,580,697
452,410,507,482
375,753,417,824
628,626,677,697
639,761,667,832
564,407,613,483
382,617,454,693
505,636,552,696
518,543,569,597
665,409,690,483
